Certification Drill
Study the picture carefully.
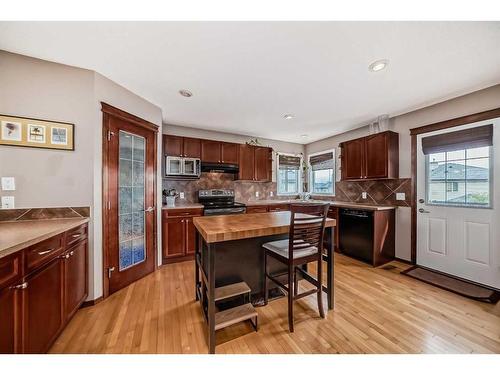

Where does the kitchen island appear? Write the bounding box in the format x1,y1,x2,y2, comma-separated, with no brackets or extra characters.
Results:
193,211,336,353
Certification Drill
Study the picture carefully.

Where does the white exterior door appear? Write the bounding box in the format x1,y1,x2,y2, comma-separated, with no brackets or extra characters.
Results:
416,118,500,289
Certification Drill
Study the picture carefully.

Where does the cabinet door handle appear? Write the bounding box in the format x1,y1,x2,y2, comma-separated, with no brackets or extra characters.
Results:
10,282,28,290
38,248,54,255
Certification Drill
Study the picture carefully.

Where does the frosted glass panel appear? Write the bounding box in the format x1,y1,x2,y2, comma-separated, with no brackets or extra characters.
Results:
119,131,146,270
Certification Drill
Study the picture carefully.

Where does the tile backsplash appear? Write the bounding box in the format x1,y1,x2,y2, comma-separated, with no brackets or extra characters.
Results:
313,178,412,207
164,173,412,207
163,173,279,203
0,206,90,222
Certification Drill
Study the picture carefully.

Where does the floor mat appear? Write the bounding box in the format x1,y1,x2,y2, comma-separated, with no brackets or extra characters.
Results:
401,266,500,303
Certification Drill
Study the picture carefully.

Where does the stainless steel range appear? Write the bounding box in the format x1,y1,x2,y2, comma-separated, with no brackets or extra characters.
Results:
198,189,246,216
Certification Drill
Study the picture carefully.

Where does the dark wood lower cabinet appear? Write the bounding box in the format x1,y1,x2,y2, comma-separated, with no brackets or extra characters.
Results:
64,240,88,320
23,258,64,354
0,223,88,354
162,209,203,264
0,286,20,353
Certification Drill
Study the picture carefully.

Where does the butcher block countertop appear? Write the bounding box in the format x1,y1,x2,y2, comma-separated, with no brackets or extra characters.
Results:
193,211,335,244
0,218,89,260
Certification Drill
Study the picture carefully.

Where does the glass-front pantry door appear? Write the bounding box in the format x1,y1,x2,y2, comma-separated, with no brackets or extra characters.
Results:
103,105,157,296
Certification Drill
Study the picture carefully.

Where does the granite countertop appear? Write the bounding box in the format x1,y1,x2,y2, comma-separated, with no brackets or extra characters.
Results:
244,199,396,211
0,218,89,260
162,202,204,210
193,211,335,243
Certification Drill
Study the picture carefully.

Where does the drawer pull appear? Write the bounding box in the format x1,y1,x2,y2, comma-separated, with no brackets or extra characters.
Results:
37,248,54,255
71,234,81,238
10,282,28,290
70,251,74,256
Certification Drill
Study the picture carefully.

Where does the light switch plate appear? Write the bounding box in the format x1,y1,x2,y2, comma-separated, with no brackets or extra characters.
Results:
1,177,15,191
362,192,367,199
1,196,15,209
396,192,406,201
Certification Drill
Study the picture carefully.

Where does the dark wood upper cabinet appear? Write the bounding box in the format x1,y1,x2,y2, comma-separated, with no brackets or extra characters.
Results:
164,135,183,157
221,142,239,164
341,138,364,180
164,135,201,158
340,131,398,180
182,137,201,158
238,145,256,181
254,146,271,181
201,140,222,163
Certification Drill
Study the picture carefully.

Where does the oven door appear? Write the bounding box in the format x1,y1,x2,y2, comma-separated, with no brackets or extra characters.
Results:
166,156,183,176
204,207,247,216
183,158,201,177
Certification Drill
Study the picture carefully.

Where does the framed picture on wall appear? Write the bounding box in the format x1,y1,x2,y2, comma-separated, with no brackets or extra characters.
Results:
0,114,74,151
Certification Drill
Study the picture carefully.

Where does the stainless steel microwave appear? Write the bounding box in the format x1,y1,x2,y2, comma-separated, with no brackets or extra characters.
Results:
165,156,201,177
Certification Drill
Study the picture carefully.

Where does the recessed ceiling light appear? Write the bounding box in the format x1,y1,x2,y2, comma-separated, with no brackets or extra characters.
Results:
179,89,193,97
368,59,389,72
300,134,308,138
284,114,294,120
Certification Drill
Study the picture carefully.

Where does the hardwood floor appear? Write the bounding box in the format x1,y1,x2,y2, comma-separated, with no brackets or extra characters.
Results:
49,254,500,354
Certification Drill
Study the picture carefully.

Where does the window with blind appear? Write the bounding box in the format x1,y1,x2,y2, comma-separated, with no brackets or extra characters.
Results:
423,124,493,207
309,150,335,195
277,153,302,195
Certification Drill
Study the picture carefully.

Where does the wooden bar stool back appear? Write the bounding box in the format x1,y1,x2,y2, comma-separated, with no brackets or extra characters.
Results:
262,203,330,332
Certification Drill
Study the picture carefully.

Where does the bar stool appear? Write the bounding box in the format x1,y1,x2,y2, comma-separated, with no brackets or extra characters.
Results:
262,203,329,332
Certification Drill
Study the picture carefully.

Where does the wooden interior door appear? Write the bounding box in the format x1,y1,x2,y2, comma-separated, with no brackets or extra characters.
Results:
342,138,365,179
102,103,158,296
365,133,388,179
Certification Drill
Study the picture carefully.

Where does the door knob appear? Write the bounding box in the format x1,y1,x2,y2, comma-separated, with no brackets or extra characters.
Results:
418,208,430,213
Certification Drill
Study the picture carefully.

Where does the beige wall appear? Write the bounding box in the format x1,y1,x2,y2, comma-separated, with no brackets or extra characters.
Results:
0,51,162,300
305,84,500,260
164,124,305,182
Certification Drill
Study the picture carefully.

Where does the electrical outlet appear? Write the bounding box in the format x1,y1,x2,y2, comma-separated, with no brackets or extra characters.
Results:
1,196,15,209
362,192,367,199
269,191,274,197
1,177,15,191
255,191,259,198
179,192,185,199
396,192,406,201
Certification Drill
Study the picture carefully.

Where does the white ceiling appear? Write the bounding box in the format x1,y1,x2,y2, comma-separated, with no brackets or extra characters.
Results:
1,22,500,144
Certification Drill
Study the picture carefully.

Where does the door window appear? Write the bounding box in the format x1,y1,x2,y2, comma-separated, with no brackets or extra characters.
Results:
118,131,146,270
426,146,492,207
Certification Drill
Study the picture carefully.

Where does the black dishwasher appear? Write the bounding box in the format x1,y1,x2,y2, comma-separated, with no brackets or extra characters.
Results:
339,208,373,264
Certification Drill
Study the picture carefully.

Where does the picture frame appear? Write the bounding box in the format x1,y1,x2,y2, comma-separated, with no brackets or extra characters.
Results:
0,114,74,151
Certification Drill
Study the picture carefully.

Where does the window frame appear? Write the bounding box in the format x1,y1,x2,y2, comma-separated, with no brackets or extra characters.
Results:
425,145,493,209
276,152,303,196
308,148,336,196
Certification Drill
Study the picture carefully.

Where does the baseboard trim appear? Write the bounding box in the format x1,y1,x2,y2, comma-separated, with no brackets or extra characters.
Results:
81,296,103,308
394,257,414,265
